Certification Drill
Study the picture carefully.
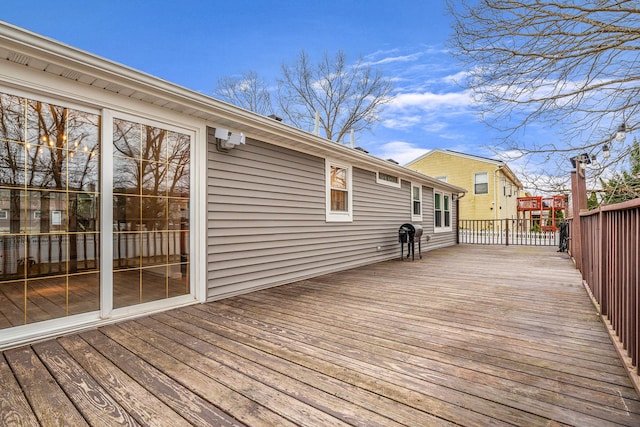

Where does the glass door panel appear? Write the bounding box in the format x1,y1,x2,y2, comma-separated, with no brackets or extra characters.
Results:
112,118,190,309
0,93,101,328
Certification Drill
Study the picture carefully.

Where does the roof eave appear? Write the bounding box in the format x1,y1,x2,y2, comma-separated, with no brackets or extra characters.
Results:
0,21,467,195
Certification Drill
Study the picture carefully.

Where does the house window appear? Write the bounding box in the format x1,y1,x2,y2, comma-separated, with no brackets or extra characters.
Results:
0,211,7,220
474,172,489,194
411,183,422,221
444,194,451,227
326,160,352,222
435,191,452,232
376,171,401,188
435,176,448,182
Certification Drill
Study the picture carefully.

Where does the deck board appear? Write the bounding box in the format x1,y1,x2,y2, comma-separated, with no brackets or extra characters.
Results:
31,339,139,426
4,345,89,426
1,244,640,426
56,334,191,427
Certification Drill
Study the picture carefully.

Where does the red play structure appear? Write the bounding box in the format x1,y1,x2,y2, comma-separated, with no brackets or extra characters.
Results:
517,195,567,232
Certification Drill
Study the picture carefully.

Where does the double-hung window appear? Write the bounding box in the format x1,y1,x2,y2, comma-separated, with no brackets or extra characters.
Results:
435,191,451,232
411,183,422,221
326,160,352,222
474,172,489,195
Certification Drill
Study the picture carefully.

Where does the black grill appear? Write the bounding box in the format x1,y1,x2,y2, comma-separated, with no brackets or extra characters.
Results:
398,223,423,260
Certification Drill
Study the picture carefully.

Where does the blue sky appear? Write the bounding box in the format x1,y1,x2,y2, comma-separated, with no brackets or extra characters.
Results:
2,1,521,170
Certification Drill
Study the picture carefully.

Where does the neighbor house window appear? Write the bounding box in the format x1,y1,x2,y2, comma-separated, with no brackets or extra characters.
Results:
411,183,422,221
376,171,401,188
435,191,452,232
326,160,352,222
474,172,489,194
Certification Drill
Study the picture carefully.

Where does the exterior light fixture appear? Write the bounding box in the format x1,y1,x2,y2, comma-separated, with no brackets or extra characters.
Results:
602,143,610,159
570,153,591,169
227,132,246,146
214,127,229,140
570,152,592,177
215,127,246,152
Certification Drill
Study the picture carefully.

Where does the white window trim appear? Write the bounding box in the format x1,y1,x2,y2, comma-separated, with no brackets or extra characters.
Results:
434,190,453,233
376,171,401,188
411,183,423,222
325,159,353,222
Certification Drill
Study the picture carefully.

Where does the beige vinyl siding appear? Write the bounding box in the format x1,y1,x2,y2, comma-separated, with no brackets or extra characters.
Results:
207,132,458,299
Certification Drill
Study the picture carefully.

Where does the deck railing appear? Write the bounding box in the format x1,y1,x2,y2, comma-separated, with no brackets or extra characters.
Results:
577,198,640,374
458,218,559,246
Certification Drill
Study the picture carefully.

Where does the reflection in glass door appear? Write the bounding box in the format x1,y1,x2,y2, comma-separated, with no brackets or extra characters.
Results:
0,93,100,328
112,118,190,308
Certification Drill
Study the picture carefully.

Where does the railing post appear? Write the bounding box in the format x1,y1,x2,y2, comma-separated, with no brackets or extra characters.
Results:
599,208,607,316
570,169,587,270
505,219,509,246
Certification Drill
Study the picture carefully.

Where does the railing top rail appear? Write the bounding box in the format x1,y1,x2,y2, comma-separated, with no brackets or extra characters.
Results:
579,197,640,217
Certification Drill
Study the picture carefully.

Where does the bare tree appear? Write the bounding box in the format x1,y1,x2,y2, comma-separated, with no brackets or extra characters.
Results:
448,0,640,174
278,50,393,142
214,71,273,116
214,50,394,143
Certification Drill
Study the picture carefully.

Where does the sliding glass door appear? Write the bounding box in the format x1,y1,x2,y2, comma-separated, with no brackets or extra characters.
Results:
0,91,192,330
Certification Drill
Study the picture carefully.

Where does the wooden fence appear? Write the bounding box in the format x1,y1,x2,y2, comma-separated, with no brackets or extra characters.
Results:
576,198,640,374
458,218,560,246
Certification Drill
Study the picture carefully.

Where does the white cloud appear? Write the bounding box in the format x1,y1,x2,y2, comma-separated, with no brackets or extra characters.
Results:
379,89,478,134
389,90,474,110
364,53,424,66
441,70,469,85
380,115,423,130
494,149,527,162
374,141,430,165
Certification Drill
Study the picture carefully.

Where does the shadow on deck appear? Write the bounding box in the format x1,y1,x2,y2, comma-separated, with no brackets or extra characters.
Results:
2,245,639,426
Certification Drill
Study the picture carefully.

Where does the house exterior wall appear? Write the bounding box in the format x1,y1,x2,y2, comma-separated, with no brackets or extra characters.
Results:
207,131,457,300
0,21,465,348
407,151,520,221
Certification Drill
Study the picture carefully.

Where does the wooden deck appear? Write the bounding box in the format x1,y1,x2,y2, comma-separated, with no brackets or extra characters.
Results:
2,245,640,426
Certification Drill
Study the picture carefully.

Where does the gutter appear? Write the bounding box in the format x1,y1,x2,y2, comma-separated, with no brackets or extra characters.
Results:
494,166,503,220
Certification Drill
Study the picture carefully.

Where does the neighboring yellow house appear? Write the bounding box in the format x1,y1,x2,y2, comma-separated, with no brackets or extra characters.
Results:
406,149,523,220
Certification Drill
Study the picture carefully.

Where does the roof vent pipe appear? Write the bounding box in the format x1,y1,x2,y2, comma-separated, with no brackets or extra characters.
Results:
313,111,319,136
